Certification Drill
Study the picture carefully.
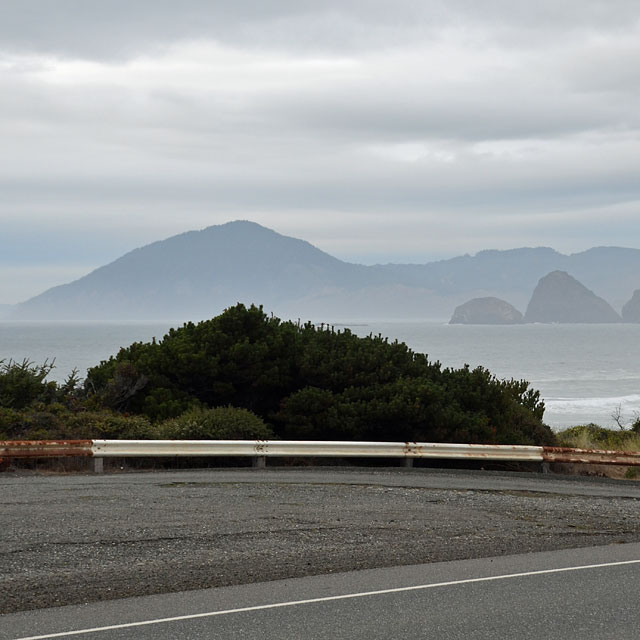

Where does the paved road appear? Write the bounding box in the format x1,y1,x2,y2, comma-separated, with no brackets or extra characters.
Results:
2,467,640,613
2,542,640,639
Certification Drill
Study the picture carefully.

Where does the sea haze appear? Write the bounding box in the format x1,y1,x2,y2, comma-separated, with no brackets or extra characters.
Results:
1,321,638,430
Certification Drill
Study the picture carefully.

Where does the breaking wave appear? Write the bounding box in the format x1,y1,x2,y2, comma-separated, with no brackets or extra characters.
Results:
545,394,640,415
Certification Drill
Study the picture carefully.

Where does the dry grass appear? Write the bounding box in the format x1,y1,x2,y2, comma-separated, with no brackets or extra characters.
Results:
555,424,640,480
556,424,640,452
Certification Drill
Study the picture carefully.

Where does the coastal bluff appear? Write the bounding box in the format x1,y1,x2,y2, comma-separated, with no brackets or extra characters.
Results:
449,297,523,324
524,271,622,323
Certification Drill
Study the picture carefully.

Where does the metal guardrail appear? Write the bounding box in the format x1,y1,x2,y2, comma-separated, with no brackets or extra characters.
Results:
92,440,544,460
2,439,640,466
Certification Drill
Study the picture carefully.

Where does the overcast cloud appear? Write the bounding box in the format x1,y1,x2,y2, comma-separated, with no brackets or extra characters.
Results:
1,0,639,303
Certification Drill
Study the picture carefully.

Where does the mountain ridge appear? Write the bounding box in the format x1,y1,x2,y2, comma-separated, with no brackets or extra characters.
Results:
9,221,640,322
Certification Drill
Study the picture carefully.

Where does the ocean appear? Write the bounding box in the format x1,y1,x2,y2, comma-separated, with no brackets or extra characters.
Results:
1,321,639,430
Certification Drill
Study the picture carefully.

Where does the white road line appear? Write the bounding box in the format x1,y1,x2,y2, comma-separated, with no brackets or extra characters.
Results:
13,559,640,640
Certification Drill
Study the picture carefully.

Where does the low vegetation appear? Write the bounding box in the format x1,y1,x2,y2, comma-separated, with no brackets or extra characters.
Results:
557,423,640,452
0,359,269,443
556,423,640,480
158,406,273,440
1,304,556,446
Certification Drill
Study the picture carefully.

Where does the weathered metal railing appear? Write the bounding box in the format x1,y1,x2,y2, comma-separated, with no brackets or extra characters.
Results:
2,439,640,468
1,439,93,458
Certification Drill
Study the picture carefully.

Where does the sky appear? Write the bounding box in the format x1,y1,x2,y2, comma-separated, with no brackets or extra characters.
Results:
1,0,639,304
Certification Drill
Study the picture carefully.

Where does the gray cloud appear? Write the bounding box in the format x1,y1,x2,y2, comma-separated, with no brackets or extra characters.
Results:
2,0,639,58
0,0,639,302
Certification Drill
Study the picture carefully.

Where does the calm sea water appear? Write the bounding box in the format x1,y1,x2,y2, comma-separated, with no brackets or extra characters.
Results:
1,321,639,430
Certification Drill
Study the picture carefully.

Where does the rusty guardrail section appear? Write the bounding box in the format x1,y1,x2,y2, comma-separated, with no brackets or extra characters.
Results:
1,439,639,466
0,440,93,458
542,446,640,466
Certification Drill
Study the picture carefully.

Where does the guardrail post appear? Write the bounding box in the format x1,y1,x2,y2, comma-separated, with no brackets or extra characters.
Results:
92,457,104,474
403,458,413,468
541,461,550,474
252,456,266,468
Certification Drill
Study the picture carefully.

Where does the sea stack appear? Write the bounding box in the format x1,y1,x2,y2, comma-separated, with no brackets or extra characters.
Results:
622,290,640,322
449,297,523,324
524,271,622,323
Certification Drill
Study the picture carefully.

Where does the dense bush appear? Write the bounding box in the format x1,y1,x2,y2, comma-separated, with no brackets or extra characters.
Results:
158,406,273,440
86,303,555,445
2,306,555,446
0,402,156,441
0,359,58,409
0,358,156,441
0,355,273,443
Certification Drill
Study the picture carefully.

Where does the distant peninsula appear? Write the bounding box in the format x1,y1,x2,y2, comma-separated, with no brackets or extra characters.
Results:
7,221,640,323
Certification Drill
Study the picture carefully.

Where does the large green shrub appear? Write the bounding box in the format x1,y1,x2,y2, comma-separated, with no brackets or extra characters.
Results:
86,304,439,421
86,303,555,446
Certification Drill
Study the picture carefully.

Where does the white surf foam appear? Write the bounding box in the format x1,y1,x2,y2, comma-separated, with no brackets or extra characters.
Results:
545,394,640,415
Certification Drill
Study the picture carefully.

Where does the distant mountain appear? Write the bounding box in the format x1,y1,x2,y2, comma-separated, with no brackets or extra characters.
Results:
524,271,622,323
11,221,371,322
9,221,640,322
372,246,640,312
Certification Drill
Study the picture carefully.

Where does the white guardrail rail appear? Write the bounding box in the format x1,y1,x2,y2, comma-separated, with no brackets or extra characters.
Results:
2,439,640,468
93,440,544,460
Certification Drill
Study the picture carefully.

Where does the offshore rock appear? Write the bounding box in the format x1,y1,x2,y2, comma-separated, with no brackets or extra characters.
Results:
449,297,523,324
524,271,621,323
622,289,640,322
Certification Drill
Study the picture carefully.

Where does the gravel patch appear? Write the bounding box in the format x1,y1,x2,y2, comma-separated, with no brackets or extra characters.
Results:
1,467,640,613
